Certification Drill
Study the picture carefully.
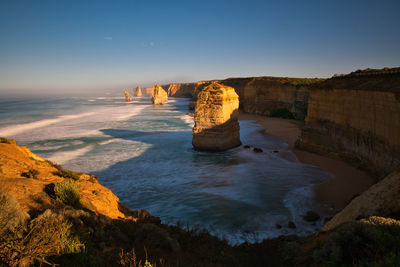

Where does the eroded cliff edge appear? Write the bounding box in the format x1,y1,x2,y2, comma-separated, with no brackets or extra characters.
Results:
297,73,400,177
164,77,323,120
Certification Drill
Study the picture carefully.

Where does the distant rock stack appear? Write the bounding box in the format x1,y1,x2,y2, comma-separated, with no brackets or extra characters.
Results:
124,90,133,102
192,82,241,151
133,86,143,97
150,84,168,105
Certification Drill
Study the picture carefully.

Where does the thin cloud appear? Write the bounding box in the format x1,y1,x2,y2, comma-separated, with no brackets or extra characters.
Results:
142,41,155,47
104,36,113,40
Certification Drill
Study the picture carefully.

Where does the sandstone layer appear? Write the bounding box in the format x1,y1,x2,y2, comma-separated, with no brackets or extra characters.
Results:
297,74,400,177
192,82,241,151
133,86,143,97
164,77,323,120
124,90,132,102
150,84,168,105
321,171,400,231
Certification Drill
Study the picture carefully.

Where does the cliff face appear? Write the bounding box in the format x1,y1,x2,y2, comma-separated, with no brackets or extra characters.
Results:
192,82,241,151
321,171,400,231
297,74,400,177
221,77,314,120
150,84,168,105
165,77,322,120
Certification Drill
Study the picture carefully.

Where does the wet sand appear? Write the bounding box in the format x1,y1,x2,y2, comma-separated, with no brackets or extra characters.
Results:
239,113,374,213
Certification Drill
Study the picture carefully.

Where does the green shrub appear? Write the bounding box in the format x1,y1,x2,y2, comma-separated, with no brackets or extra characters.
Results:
54,180,81,207
0,209,84,266
269,109,294,119
21,169,39,179
313,217,400,266
54,169,81,180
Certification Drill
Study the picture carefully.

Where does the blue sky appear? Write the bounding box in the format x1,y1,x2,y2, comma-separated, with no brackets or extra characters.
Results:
0,0,399,93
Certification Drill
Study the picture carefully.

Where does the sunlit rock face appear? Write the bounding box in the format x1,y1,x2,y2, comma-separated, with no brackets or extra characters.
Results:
124,90,132,102
192,82,241,151
150,84,168,105
133,86,143,97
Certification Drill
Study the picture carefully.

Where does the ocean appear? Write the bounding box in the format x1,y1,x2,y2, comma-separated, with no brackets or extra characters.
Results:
0,94,332,244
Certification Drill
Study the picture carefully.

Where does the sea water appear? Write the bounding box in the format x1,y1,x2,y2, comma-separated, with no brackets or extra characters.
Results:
0,94,332,244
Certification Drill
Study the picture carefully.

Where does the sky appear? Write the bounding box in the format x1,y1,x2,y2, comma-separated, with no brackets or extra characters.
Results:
0,0,399,94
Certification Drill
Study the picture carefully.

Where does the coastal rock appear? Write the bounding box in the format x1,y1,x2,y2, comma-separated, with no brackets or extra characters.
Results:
150,84,168,105
321,171,400,232
0,138,127,219
192,82,241,151
297,74,400,176
124,90,132,102
133,86,143,97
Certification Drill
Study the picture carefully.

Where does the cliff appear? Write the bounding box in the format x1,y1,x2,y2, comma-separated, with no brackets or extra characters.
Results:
192,82,241,151
297,73,400,177
150,84,168,105
165,77,323,120
321,171,400,232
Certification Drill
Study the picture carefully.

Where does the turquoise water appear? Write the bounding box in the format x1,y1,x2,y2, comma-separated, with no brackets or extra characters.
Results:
0,94,332,244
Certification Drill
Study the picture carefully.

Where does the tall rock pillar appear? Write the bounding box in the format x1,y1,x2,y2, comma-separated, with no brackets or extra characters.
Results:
192,82,241,151
150,84,168,105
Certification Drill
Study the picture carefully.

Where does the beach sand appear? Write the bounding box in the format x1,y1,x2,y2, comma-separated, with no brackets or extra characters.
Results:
239,113,374,214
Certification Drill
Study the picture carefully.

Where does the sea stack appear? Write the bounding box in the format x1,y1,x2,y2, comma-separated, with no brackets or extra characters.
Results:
133,86,143,97
124,90,132,102
150,84,168,105
192,81,241,151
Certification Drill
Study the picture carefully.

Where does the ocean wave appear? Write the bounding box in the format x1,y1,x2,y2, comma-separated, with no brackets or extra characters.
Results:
180,114,194,127
0,112,95,137
48,145,95,165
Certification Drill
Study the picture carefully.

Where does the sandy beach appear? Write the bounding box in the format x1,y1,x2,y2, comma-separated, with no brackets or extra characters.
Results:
239,113,374,214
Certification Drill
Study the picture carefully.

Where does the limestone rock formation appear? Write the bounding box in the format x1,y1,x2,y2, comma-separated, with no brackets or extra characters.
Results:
150,84,168,105
321,171,400,232
124,90,133,102
133,86,143,97
192,82,241,151
297,74,400,176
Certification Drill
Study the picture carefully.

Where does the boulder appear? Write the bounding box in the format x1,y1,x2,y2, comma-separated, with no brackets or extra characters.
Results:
150,84,168,105
124,90,132,102
192,82,241,151
133,86,143,97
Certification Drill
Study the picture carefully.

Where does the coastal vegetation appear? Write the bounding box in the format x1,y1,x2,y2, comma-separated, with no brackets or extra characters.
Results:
54,169,81,181
54,180,81,207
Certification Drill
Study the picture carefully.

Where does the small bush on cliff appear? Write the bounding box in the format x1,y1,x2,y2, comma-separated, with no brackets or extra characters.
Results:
313,216,400,265
55,168,81,180
21,169,39,179
0,209,84,266
269,109,294,119
0,137,15,144
0,192,29,239
55,180,81,207
119,248,153,267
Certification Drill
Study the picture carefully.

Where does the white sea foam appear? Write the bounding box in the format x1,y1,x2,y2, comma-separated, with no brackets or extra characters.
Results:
48,145,95,165
0,112,95,137
180,114,194,127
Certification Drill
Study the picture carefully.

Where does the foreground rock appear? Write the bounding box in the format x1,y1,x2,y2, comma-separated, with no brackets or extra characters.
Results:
321,171,400,231
150,84,168,105
124,90,132,102
133,86,143,97
192,82,241,151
